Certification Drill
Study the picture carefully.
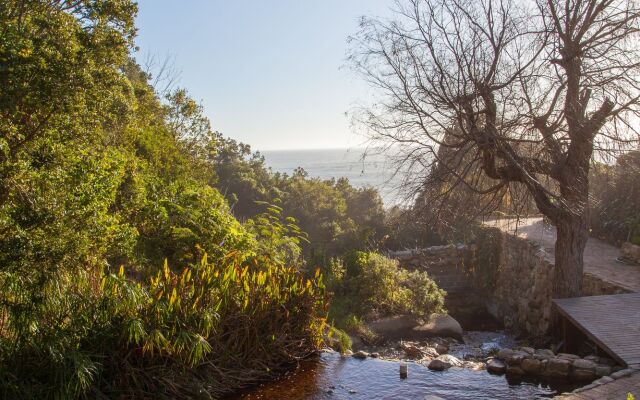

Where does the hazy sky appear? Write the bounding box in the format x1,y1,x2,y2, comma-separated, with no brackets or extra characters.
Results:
134,1,394,151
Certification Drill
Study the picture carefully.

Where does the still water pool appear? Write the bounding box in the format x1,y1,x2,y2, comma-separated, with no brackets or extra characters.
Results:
234,352,577,400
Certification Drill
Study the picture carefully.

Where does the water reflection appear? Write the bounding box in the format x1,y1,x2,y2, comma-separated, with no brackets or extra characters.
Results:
233,352,577,400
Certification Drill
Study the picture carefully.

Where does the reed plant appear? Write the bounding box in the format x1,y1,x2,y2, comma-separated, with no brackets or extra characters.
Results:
0,253,328,399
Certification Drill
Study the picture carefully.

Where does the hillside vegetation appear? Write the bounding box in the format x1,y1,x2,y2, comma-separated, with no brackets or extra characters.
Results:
0,2,444,398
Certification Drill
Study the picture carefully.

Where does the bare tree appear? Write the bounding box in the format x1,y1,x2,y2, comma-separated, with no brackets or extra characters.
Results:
350,0,640,297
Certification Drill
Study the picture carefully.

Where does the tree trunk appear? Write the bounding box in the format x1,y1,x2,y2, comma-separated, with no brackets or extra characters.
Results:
553,217,588,298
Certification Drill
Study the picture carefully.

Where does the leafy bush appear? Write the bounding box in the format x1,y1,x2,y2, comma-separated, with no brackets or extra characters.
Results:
0,254,327,399
328,327,352,353
326,251,445,330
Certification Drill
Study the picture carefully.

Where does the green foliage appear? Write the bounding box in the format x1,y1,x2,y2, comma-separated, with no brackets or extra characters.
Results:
328,326,352,353
245,201,308,267
210,140,389,265
326,251,445,329
0,2,330,398
0,254,327,399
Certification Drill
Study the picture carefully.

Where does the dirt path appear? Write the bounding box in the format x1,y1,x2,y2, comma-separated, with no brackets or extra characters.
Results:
484,217,640,293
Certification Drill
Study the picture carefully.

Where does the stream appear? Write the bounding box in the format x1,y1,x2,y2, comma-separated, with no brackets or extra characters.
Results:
233,332,581,400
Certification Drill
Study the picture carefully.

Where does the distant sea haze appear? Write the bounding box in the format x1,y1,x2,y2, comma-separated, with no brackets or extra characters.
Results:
261,148,405,206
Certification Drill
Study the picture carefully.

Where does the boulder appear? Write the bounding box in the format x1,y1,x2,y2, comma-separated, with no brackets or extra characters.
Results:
428,359,451,371
352,350,368,359
546,357,571,377
487,359,507,374
413,314,464,341
571,359,597,382
368,315,420,341
521,358,541,374
368,314,463,341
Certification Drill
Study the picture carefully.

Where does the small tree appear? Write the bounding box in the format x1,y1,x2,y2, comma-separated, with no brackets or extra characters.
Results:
350,0,640,298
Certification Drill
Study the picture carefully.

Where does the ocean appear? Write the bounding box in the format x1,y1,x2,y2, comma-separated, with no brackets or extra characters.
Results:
261,148,406,206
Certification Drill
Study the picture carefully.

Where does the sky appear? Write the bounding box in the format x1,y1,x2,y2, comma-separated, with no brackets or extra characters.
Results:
134,1,394,151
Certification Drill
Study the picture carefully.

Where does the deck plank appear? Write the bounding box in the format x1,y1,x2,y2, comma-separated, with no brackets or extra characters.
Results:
553,293,640,367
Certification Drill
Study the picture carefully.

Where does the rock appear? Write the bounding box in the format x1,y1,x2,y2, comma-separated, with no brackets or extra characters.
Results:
546,357,572,377
610,368,634,379
573,359,597,369
583,355,600,363
367,314,463,341
352,350,368,359
505,351,528,366
571,359,597,382
497,348,515,361
370,352,380,358
595,365,612,377
521,358,541,374
593,376,614,385
535,348,555,358
428,359,451,371
506,366,525,375
344,350,353,356
557,353,581,360
572,368,597,382
413,314,464,341
436,354,463,367
367,315,421,341
487,359,507,374
435,343,449,355
519,347,535,355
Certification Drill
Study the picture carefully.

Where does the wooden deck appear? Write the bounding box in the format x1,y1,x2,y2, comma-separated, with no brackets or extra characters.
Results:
556,371,640,399
553,293,640,368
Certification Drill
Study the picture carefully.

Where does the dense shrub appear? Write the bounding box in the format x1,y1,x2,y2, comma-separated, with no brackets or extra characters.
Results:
326,251,446,329
0,253,327,399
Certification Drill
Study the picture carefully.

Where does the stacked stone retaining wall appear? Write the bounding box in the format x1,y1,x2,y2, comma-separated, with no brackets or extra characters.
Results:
390,225,632,337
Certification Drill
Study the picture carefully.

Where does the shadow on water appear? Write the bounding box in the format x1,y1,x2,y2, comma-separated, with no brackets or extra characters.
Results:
232,352,580,400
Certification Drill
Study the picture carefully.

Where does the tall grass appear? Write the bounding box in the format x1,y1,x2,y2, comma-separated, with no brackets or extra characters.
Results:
0,253,328,399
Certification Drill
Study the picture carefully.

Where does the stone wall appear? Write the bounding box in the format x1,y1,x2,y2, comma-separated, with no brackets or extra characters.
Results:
473,226,632,336
391,226,632,337
389,245,474,297
475,227,554,336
